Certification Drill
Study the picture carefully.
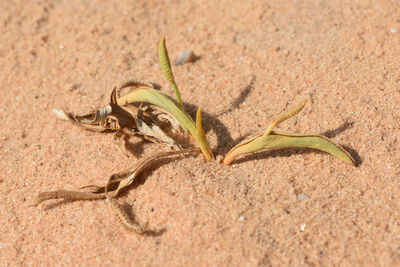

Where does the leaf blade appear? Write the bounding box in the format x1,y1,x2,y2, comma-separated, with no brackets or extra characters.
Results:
158,36,183,109
224,131,356,166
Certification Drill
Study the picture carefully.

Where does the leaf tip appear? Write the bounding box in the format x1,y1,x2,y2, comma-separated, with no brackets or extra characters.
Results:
263,100,308,137
196,107,204,136
159,35,166,46
223,156,233,165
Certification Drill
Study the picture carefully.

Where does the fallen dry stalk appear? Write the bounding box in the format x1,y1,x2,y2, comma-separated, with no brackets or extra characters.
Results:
32,148,199,233
102,149,200,233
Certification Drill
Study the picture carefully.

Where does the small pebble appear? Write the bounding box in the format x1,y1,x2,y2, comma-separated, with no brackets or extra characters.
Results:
175,50,196,65
238,215,246,221
216,155,223,164
390,28,398,33
300,223,306,231
297,193,310,201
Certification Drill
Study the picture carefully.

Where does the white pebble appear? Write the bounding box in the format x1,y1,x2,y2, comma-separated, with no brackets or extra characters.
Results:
175,50,196,65
238,215,246,221
216,155,223,164
297,193,310,201
300,223,306,231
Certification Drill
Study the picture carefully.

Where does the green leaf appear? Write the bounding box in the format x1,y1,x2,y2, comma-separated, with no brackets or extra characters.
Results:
224,101,356,166
224,131,356,165
263,100,307,137
158,36,183,109
117,86,214,161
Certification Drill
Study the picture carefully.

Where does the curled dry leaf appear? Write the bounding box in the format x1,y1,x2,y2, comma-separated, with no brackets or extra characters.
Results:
224,101,356,165
51,90,137,133
52,89,194,151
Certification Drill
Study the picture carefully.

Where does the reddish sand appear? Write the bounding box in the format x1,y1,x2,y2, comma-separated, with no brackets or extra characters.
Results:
1,0,399,265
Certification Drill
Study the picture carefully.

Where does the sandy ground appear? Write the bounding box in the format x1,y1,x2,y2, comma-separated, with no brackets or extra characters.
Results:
1,0,400,266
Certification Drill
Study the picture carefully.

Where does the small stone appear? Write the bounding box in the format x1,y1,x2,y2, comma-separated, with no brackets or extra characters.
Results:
390,28,398,33
238,215,246,221
300,223,306,231
297,193,310,201
175,50,197,65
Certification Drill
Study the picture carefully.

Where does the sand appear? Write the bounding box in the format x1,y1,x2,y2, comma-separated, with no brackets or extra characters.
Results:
1,0,399,266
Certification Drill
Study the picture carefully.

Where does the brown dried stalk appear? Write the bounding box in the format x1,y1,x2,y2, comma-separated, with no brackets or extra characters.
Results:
32,147,199,233
107,148,200,233
106,196,146,234
32,148,199,206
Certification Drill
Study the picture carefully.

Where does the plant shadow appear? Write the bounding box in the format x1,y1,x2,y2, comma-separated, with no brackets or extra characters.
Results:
43,199,78,210
215,75,256,116
125,156,187,191
320,121,354,138
182,76,256,156
124,138,147,157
